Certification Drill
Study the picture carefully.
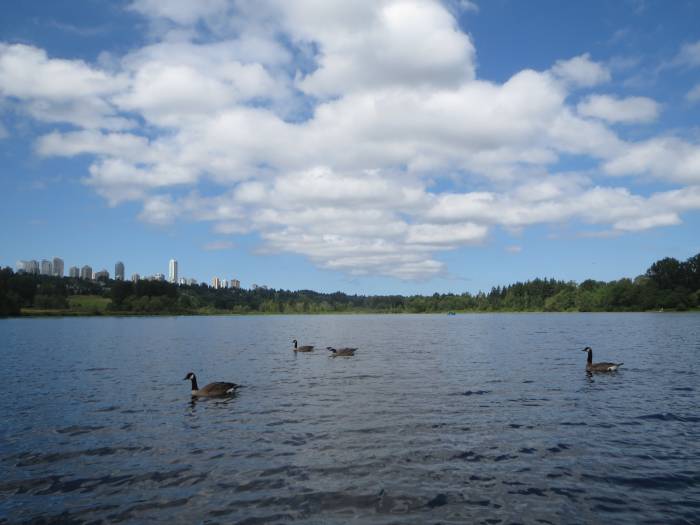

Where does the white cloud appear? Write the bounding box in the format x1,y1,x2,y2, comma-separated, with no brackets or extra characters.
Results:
287,0,476,96
577,94,660,123
0,43,129,129
550,53,611,88
603,137,700,184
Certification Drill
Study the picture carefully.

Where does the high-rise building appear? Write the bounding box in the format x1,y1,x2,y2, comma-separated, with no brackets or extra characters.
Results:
40,259,52,276
131,273,140,282
231,279,241,289
115,261,125,281
80,265,93,280
94,269,110,281
69,266,79,278
154,273,165,281
168,259,178,283
16,260,29,273
211,277,221,289
52,257,64,277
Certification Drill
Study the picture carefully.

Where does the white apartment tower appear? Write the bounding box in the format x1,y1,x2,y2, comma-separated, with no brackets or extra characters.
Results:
80,265,93,280
40,259,52,276
168,259,178,283
115,261,125,281
52,257,64,277
69,266,79,278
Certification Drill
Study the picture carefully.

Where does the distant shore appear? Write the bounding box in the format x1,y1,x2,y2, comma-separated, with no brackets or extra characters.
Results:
17,307,697,318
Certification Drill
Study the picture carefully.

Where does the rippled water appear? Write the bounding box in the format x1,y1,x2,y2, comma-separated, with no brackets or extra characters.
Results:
1,313,699,524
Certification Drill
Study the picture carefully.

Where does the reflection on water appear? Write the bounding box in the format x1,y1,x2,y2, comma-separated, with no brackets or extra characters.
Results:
1,313,699,524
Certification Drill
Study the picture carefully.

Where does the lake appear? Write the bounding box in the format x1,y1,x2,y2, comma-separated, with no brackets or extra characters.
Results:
1,313,699,524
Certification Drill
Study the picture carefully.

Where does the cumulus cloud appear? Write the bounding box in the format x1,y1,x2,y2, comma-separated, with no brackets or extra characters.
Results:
2,1,700,280
577,94,660,123
0,43,130,129
550,53,611,87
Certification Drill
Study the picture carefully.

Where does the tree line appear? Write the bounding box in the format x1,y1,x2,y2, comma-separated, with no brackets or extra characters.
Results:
0,253,698,317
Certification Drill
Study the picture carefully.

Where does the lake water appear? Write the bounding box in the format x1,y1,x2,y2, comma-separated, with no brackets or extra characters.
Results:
1,313,699,524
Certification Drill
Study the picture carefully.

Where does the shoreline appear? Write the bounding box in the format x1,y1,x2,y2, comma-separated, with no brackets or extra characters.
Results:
12,308,698,318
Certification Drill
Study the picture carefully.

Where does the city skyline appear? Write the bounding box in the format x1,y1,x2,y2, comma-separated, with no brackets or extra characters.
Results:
14,254,249,289
1,2,699,295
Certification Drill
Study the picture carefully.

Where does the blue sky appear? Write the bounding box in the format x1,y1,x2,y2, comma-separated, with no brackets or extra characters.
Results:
1,0,699,294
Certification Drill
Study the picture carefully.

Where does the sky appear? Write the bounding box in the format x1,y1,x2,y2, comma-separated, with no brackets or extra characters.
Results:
0,0,699,295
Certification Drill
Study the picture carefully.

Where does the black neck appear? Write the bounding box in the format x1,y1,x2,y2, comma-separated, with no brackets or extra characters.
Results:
190,376,199,390
293,340,298,348
587,350,592,364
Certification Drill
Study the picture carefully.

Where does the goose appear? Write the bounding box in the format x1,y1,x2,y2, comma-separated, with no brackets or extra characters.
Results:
184,372,240,397
327,346,357,357
293,339,314,352
582,347,623,372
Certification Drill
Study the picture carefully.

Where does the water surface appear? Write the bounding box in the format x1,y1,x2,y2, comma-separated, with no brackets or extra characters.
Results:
1,313,699,524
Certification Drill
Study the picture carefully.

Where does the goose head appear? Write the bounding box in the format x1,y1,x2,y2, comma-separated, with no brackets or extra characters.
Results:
184,372,196,380
582,347,592,353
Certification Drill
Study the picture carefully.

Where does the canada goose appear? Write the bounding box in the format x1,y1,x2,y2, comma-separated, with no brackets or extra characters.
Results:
582,347,623,372
184,372,239,397
327,347,357,357
293,339,314,352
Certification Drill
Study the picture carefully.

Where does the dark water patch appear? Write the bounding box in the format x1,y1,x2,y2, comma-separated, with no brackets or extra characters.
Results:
12,446,149,467
637,412,700,423
425,493,448,508
509,487,548,497
582,472,700,490
453,450,486,462
55,425,104,436
459,390,491,396
672,387,694,391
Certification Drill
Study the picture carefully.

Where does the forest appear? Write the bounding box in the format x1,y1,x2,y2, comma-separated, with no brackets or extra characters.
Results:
0,253,698,317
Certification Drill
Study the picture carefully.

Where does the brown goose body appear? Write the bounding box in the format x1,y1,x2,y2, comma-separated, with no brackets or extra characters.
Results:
293,339,314,352
327,347,357,357
184,372,239,397
583,347,623,372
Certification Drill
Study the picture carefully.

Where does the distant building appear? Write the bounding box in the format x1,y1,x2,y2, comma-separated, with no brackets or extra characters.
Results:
211,277,221,289
52,257,64,277
16,260,29,273
189,278,198,285
222,279,229,289
40,259,52,276
231,279,241,289
94,269,109,281
154,273,165,281
168,259,178,283
80,265,93,280
131,273,140,282
115,261,125,281
29,260,40,274
69,266,79,278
